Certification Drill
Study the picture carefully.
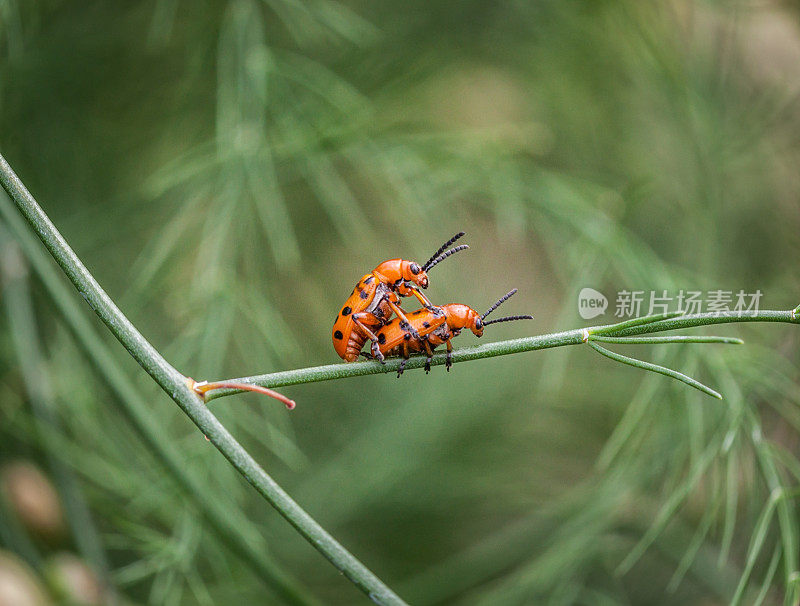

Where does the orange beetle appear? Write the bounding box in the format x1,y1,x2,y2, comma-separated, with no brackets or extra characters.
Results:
332,232,468,362
375,289,533,375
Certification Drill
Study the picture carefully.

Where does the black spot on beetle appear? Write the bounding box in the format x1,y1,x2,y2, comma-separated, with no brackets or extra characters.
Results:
359,290,369,300
378,333,386,344
364,276,374,284
423,321,430,328
394,278,402,285
399,321,409,329
404,333,411,340
342,306,352,316
334,330,344,340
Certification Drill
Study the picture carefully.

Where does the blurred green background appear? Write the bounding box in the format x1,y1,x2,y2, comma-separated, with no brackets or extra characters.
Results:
1,0,800,604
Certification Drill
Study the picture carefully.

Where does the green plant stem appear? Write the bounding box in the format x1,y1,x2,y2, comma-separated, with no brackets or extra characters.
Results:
0,152,408,606
608,311,797,336
204,311,797,401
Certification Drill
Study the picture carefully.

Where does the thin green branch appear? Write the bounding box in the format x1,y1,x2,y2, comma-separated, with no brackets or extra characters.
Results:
606,310,797,336
0,152,407,606
205,328,586,399
204,310,797,402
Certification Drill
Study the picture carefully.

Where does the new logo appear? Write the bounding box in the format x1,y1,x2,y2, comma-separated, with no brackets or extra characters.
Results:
578,287,608,320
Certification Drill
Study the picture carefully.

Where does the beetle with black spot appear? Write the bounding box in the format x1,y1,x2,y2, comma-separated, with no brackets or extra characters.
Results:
332,233,469,363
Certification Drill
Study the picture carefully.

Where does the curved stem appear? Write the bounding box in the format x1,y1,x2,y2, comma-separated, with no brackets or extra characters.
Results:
0,152,407,606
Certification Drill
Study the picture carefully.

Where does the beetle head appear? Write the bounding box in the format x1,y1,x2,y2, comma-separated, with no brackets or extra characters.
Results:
401,260,429,289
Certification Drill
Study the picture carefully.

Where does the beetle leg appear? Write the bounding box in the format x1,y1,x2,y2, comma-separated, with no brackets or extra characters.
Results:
422,339,435,373
445,339,453,371
408,286,432,307
397,342,410,378
351,314,385,363
371,341,385,363
387,300,421,340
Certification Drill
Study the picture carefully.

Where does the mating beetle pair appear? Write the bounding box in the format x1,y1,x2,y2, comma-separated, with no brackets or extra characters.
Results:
332,232,533,375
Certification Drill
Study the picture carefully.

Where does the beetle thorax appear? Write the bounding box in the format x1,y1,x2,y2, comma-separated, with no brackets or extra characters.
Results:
443,304,479,331
372,259,404,285
373,258,428,290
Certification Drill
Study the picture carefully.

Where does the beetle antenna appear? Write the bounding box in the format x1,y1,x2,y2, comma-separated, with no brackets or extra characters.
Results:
481,289,518,320
482,314,534,326
422,231,466,271
423,245,469,271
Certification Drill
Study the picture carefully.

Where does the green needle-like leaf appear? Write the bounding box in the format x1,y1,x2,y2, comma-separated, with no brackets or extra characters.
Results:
588,341,723,400
591,310,686,335
589,335,744,345
730,489,782,606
